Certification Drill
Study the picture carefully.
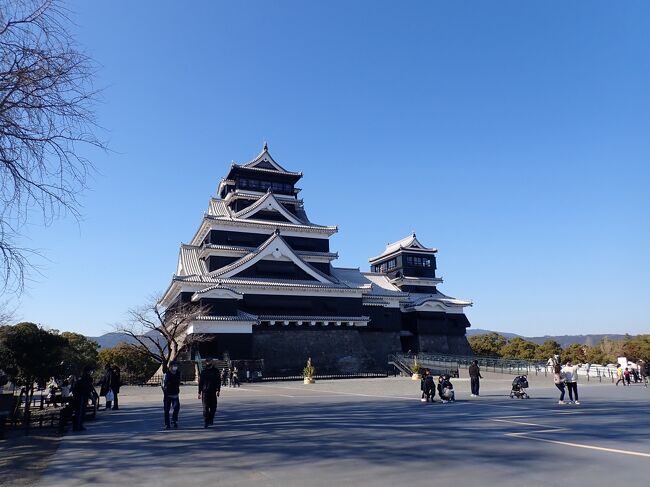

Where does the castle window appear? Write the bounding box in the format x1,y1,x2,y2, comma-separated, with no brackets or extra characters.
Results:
375,258,396,273
239,178,292,193
406,256,431,267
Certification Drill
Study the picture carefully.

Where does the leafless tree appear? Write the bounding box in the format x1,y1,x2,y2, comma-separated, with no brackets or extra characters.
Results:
115,296,210,374
0,0,105,293
0,299,14,325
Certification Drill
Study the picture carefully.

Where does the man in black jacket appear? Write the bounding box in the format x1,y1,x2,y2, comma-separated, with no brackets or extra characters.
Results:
162,360,181,429
111,365,121,410
72,366,94,432
198,358,221,428
469,360,483,397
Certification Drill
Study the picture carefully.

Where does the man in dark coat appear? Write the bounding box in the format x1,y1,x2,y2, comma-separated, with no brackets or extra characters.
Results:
421,369,435,402
198,358,221,428
162,360,181,429
111,365,121,410
72,366,94,431
469,360,483,397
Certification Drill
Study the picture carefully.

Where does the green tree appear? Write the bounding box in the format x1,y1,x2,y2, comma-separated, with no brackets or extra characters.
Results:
0,322,68,422
98,343,159,383
562,343,587,363
621,335,650,362
598,337,623,364
584,345,608,365
469,332,508,357
60,332,99,377
535,340,562,361
500,337,539,360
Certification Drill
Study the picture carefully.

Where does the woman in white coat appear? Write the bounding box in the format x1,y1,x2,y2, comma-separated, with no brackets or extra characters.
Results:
562,360,581,405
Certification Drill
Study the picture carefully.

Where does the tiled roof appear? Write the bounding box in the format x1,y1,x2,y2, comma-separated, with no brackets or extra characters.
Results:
362,297,390,306
231,164,302,177
204,214,337,233
257,315,370,322
240,144,301,175
369,233,437,263
202,243,254,253
177,245,206,276
207,199,231,218
405,292,473,308
225,191,302,204
174,236,346,287
193,284,242,296
175,275,358,290
233,190,306,224
201,243,338,259
330,267,407,297
210,232,278,277
209,232,337,284
195,311,258,322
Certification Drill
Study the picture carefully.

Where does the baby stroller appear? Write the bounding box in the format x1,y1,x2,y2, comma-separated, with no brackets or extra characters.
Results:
437,374,455,403
510,375,530,399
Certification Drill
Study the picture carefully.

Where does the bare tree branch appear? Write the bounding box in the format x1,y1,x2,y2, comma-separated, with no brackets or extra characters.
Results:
0,0,106,293
114,295,210,375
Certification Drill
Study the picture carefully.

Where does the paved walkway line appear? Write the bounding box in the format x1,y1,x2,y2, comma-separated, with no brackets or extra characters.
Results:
491,418,561,428
513,435,650,458
491,416,650,459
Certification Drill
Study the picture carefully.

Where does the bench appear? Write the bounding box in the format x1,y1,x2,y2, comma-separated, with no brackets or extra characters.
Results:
0,394,17,438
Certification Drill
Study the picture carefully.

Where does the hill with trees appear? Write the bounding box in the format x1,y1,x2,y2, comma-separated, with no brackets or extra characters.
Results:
469,331,650,363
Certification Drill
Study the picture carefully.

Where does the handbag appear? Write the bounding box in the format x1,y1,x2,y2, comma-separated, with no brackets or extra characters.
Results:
105,389,114,401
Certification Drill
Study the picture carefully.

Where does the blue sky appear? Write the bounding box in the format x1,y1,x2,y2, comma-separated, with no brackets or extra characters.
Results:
7,1,650,337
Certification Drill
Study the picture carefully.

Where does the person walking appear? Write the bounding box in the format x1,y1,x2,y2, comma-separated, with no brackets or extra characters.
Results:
231,367,240,387
469,360,483,397
198,358,221,429
615,364,625,386
553,362,567,404
638,359,648,387
562,360,580,405
624,367,631,386
162,360,181,430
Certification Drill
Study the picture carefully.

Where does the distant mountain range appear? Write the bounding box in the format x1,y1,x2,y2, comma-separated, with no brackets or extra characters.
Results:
90,332,145,350
466,328,629,348
91,329,631,351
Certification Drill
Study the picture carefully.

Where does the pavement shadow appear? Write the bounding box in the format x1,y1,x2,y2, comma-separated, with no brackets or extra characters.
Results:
45,394,638,482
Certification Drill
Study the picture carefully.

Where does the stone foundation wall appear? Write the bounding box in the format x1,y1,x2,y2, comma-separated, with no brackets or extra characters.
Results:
250,328,472,375
358,331,401,370
418,334,473,355
252,329,375,375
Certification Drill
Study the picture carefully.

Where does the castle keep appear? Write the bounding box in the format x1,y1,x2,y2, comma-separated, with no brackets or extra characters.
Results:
160,145,473,374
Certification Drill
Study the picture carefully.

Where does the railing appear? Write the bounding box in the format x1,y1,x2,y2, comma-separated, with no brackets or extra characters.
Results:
392,352,547,376
387,354,413,376
388,353,459,377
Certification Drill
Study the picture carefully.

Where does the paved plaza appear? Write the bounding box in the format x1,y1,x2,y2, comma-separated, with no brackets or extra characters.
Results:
37,376,649,487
